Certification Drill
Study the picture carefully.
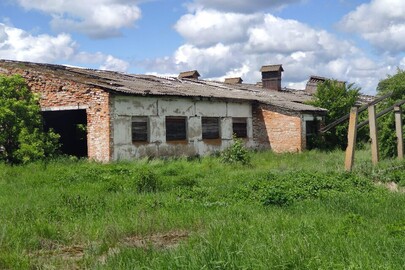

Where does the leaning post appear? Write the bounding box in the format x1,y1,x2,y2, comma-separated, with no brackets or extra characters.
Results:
394,106,404,160
345,107,358,172
368,105,379,165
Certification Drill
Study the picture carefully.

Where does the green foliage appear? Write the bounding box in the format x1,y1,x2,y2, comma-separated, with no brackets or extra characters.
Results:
135,167,161,193
376,69,405,158
239,171,374,207
0,150,404,269
220,135,251,165
307,80,361,149
0,75,60,163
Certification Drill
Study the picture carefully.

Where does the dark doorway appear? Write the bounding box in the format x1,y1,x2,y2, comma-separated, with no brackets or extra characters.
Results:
42,110,88,157
305,120,320,150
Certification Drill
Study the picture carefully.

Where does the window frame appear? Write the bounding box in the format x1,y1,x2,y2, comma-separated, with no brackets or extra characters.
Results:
232,117,248,138
131,116,148,143
202,117,220,140
166,116,187,141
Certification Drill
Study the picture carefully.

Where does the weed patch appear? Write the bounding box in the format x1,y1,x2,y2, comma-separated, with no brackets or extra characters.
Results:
135,168,161,193
0,149,404,269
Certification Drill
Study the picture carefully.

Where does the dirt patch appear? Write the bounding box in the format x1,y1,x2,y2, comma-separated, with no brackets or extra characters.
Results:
31,230,191,268
123,230,190,249
377,181,405,193
30,241,85,269
97,230,191,265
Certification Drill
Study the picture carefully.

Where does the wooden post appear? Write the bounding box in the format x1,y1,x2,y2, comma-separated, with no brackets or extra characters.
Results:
368,105,379,165
394,106,404,160
345,107,358,172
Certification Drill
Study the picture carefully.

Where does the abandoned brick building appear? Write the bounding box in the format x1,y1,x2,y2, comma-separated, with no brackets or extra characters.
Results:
0,60,326,162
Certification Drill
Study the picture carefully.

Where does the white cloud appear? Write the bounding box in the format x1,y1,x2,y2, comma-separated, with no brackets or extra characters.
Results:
174,10,260,47
188,0,302,13
0,23,76,62
99,55,130,72
245,15,345,55
174,43,238,77
0,23,130,72
15,0,141,38
144,8,398,94
339,0,405,53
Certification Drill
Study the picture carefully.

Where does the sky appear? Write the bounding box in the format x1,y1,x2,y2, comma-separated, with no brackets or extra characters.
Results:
1,0,405,95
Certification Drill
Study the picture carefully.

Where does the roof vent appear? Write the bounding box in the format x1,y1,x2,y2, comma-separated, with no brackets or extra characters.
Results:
178,70,200,80
260,64,283,91
224,77,243,84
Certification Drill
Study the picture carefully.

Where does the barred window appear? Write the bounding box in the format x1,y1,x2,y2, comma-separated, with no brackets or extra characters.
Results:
232,118,247,138
132,116,148,142
166,117,187,141
202,117,220,139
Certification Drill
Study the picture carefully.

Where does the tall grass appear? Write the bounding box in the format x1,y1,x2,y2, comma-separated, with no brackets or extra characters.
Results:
0,149,404,269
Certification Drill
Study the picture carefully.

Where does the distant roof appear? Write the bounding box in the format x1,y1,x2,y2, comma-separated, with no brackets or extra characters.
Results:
260,65,284,72
224,77,243,84
178,70,200,79
308,75,345,84
0,60,326,114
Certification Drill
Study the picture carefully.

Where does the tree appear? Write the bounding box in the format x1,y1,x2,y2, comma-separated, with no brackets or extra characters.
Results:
376,69,405,158
307,79,361,150
0,75,60,163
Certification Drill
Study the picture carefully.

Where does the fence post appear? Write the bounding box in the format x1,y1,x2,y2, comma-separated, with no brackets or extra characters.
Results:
368,105,379,165
394,106,404,160
345,107,358,172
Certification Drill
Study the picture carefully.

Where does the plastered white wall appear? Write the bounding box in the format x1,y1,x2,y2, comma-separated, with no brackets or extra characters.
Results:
111,95,253,160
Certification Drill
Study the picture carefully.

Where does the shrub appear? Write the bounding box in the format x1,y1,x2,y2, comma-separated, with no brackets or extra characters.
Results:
375,69,405,158
220,135,251,165
0,75,60,163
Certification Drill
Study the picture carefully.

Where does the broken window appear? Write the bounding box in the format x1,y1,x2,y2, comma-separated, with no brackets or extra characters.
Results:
166,117,187,141
132,116,148,142
202,117,220,139
233,118,248,138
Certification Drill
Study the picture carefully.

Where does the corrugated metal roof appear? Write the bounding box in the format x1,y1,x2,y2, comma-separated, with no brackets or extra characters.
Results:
0,60,326,113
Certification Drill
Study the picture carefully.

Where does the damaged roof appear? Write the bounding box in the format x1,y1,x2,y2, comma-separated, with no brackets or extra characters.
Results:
308,75,346,84
0,60,326,114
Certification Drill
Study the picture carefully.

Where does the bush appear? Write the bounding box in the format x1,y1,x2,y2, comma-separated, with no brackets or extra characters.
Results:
0,75,60,163
376,69,405,158
221,136,251,165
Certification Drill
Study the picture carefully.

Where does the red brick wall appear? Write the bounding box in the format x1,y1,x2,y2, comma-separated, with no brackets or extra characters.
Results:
253,104,304,153
0,62,112,162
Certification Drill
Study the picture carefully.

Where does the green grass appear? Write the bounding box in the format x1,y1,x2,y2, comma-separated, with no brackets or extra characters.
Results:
0,149,404,269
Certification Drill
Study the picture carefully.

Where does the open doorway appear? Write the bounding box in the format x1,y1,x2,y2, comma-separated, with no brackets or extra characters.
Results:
42,109,88,157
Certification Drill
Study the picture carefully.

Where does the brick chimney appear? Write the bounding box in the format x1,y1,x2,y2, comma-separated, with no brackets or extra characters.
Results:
178,70,200,80
260,64,283,91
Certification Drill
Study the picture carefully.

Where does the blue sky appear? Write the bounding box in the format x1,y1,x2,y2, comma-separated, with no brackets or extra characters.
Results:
1,0,405,94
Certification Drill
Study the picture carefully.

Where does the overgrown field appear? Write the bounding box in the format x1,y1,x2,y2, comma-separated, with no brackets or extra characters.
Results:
0,149,405,269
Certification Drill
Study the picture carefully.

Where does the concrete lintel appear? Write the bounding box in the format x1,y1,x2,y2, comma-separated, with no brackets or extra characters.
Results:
41,105,88,111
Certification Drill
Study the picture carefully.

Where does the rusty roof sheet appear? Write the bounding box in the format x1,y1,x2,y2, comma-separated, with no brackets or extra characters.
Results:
0,60,326,113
